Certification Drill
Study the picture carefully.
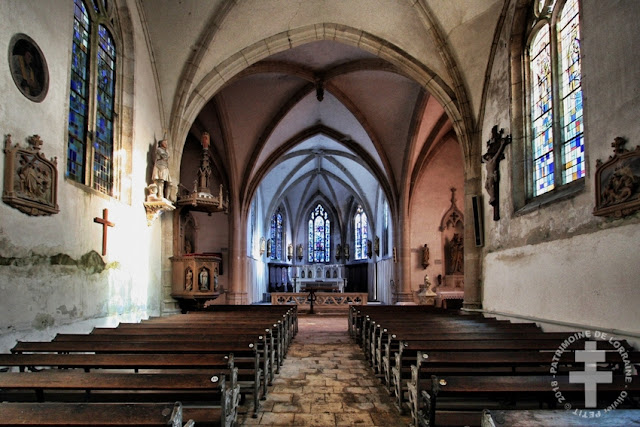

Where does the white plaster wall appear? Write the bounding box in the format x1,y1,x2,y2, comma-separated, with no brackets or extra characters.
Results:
0,0,165,345
484,224,640,334
481,1,640,335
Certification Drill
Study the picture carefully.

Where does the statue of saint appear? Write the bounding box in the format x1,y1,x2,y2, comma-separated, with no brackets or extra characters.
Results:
424,274,433,292
199,268,209,291
449,233,464,274
421,244,430,269
152,139,172,200
185,269,193,291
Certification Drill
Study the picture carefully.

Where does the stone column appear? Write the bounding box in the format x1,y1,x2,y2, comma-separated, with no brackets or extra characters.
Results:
394,199,415,304
161,211,180,315
462,144,483,309
226,202,248,305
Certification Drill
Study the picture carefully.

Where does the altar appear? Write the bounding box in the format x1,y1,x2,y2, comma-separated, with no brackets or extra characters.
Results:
435,290,464,309
293,264,345,292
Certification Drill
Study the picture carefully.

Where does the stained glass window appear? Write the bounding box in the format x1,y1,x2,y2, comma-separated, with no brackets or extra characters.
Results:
558,0,584,185
531,25,554,196
354,206,368,260
67,0,117,196
528,0,584,198
68,0,90,184
270,209,284,260
382,201,389,256
308,204,330,263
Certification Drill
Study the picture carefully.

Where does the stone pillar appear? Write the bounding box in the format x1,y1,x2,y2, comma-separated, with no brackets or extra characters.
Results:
161,211,180,315
462,150,483,309
226,201,247,305
394,199,415,304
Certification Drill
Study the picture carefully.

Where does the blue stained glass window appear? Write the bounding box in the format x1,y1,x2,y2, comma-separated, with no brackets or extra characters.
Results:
558,0,585,184
382,201,389,256
528,0,585,199
354,205,368,260
67,1,117,195
93,24,115,194
308,204,330,263
270,209,284,260
67,0,90,184
530,25,554,196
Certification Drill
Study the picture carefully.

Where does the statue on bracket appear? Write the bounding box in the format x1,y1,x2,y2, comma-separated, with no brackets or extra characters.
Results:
421,244,430,269
144,137,175,225
482,125,511,221
3,134,59,216
151,139,175,201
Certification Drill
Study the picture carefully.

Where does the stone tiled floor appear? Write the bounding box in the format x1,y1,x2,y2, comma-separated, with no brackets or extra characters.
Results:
236,314,412,426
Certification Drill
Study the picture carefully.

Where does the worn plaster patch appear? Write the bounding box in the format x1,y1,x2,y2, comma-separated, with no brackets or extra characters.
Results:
32,313,55,330
79,251,106,274
56,305,79,318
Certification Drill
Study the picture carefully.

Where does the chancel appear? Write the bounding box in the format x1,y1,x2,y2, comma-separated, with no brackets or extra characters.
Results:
1,1,639,425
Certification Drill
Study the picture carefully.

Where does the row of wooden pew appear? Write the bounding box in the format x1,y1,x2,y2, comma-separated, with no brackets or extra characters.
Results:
0,305,297,426
349,305,640,426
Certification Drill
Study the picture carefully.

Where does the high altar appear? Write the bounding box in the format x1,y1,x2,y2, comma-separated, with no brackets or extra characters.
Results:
293,264,345,292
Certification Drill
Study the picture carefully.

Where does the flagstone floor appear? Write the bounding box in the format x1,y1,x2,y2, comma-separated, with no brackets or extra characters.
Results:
236,314,412,426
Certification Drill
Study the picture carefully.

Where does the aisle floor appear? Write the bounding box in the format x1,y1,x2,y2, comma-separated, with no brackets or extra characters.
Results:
236,314,412,426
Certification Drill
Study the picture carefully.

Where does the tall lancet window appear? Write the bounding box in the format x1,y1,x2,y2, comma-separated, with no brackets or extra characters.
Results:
270,208,284,260
528,0,584,197
308,204,330,263
67,0,117,196
382,201,389,256
354,205,368,260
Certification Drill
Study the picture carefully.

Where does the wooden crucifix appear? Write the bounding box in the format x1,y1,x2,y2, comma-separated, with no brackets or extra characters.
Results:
94,208,115,256
482,126,511,221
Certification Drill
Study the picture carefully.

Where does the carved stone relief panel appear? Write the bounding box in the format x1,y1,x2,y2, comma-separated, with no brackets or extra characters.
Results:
593,137,640,218
3,134,59,216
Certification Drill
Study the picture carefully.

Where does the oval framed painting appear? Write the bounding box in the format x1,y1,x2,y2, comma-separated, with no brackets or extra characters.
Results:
9,33,49,102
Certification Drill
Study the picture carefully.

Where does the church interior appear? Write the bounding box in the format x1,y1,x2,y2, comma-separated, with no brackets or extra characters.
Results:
1,0,639,425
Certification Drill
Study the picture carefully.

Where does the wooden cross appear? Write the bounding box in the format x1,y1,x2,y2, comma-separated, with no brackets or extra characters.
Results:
94,208,115,256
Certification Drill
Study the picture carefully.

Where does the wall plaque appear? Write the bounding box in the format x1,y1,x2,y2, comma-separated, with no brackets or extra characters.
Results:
3,134,59,216
593,137,640,218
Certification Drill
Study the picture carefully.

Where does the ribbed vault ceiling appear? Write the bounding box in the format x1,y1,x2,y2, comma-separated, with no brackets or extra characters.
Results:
190,39,451,225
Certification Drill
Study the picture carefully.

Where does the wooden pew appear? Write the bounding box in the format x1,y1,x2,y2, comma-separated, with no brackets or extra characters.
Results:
418,374,640,427
390,338,632,414
0,401,195,426
0,352,232,373
90,326,278,380
406,349,640,426
0,370,238,427
11,340,261,417
481,408,640,427
113,322,289,371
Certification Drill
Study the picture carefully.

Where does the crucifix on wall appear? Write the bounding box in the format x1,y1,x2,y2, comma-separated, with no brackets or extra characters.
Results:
94,208,115,256
482,125,511,221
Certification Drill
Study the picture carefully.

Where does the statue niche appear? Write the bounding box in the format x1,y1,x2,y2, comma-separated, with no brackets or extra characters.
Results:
440,187,464,289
